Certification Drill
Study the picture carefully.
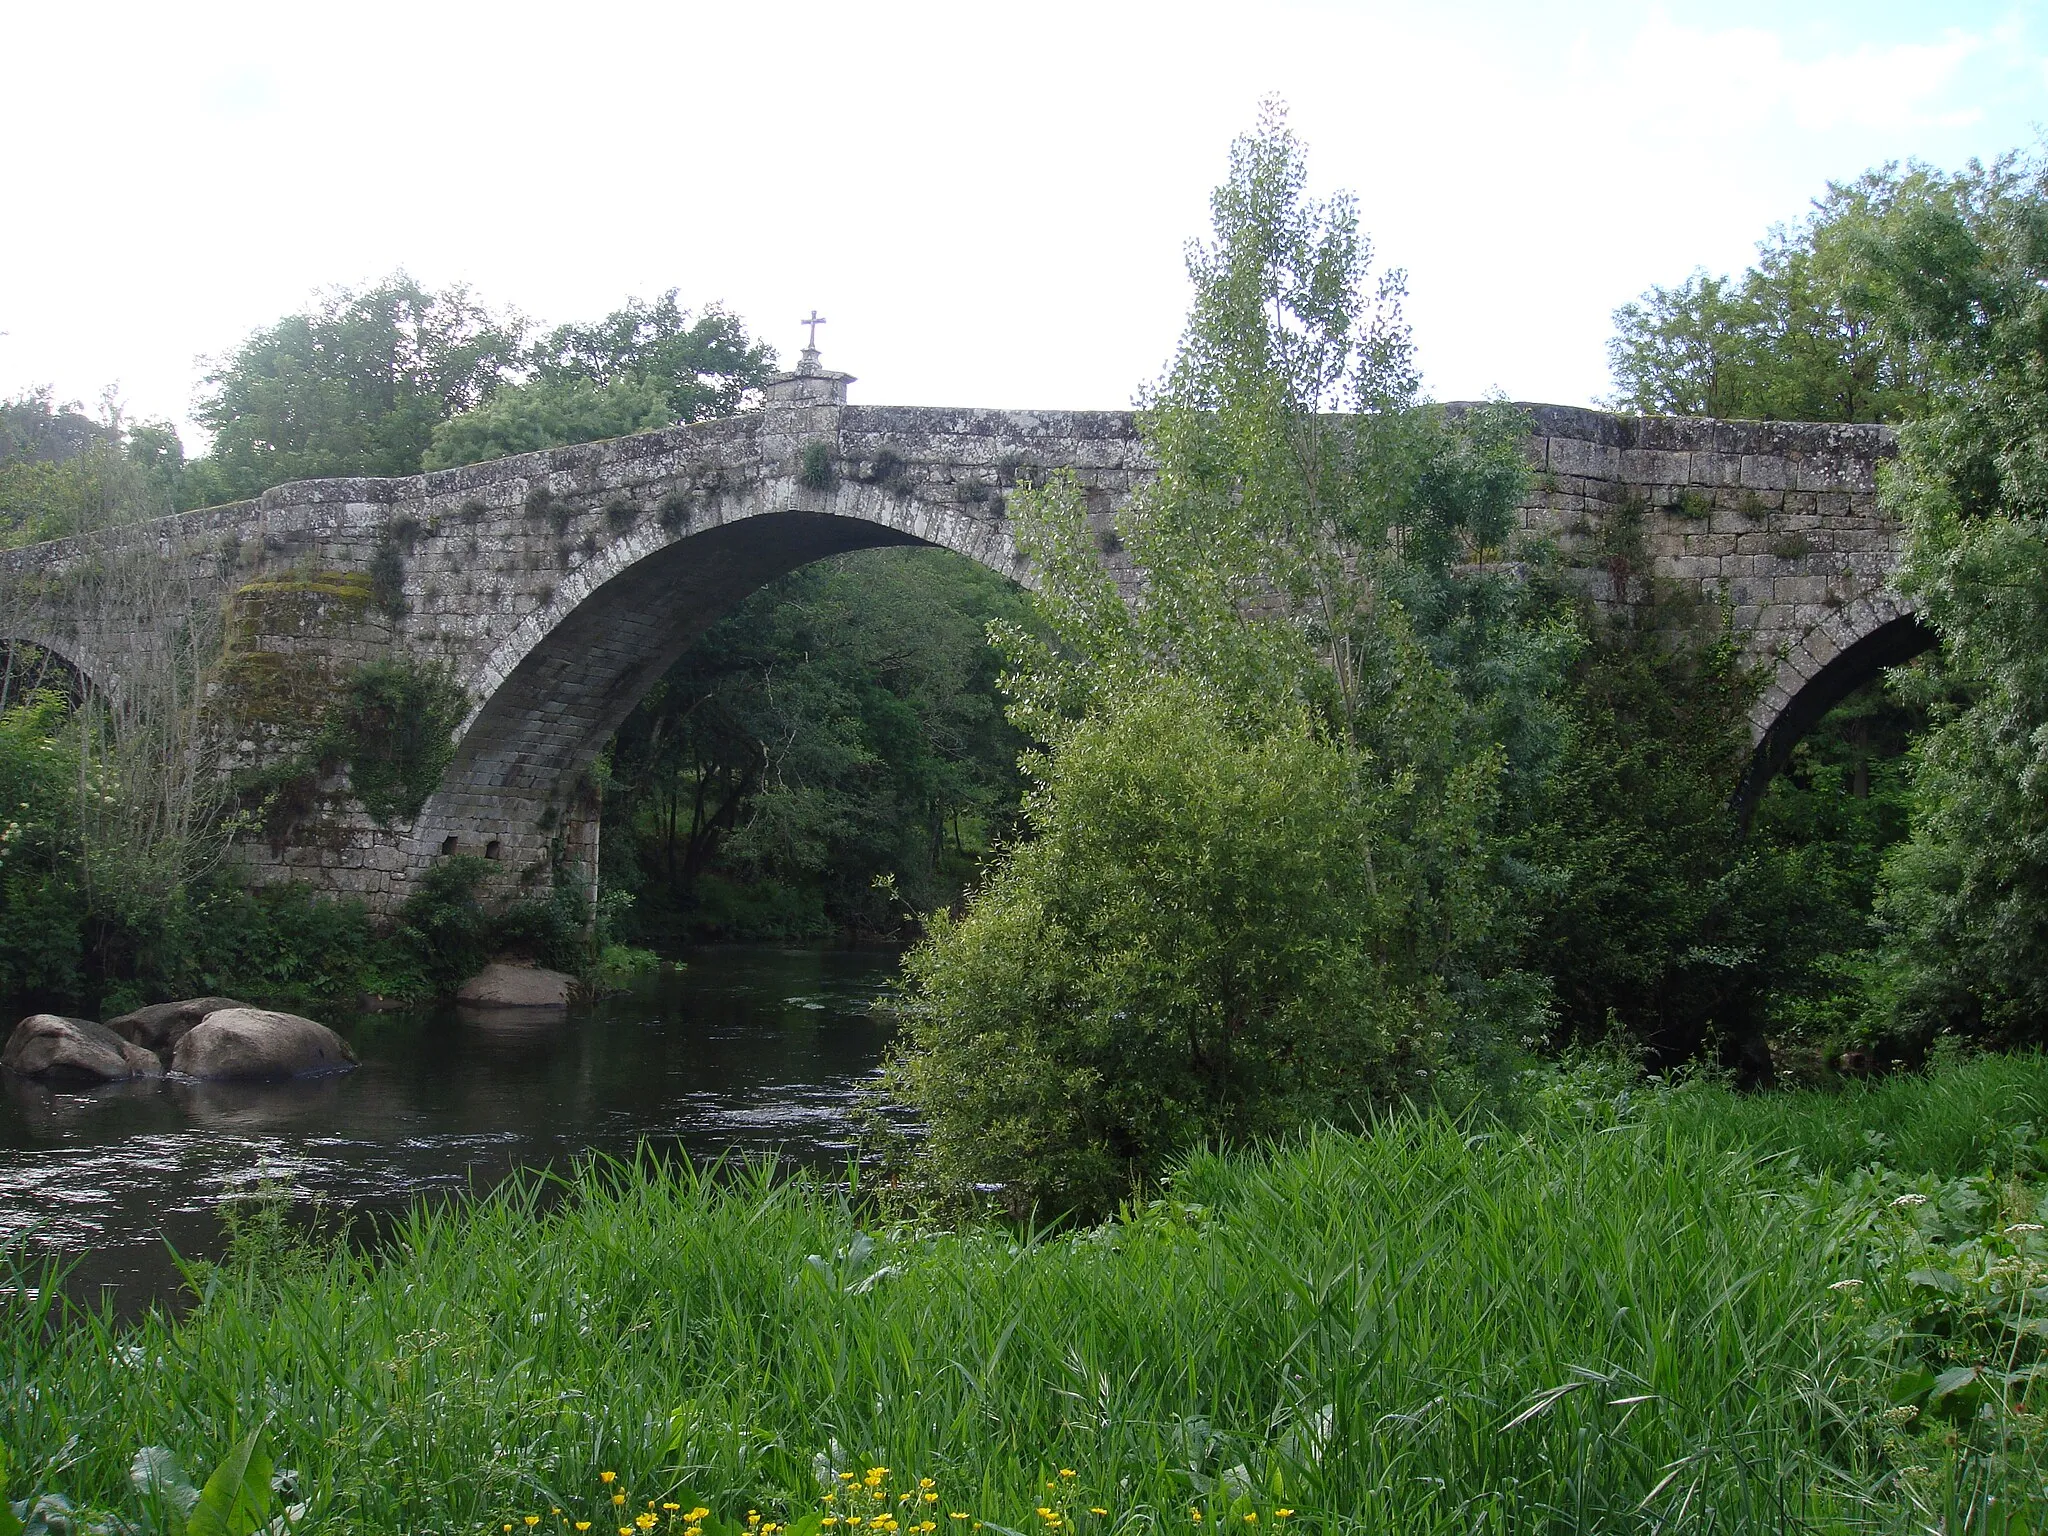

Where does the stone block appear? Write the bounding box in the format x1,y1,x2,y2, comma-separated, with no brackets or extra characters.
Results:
1739,456,1787,491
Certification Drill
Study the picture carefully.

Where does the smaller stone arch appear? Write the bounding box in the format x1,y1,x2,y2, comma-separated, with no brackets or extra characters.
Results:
0,630,111,705
1735,591,1936,823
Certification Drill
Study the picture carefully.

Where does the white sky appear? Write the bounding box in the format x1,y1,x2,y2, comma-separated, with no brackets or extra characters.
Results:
2,0,2043,448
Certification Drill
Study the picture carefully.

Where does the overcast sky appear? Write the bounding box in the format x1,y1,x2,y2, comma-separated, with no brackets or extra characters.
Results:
2,1,2042,447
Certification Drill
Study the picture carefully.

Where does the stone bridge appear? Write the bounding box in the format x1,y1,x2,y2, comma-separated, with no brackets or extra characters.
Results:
0,353,1912,913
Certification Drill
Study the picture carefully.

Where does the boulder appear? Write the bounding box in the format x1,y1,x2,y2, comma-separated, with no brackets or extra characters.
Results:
170,1008,357,1081
2,1014,164,1083
456,962,575,1009
104,996,247,1056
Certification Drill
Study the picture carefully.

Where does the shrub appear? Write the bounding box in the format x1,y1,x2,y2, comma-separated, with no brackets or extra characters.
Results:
886,680,1427,1215
367,539,407,618
321,659,468,825
798,440,834,491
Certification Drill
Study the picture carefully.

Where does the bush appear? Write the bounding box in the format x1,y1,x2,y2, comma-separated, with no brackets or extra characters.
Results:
320,659,468,825
886,681,1433,1215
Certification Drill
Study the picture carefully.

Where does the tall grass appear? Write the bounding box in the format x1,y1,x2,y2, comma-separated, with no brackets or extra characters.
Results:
1643,1049,2048,1179
5,1063,2046,1532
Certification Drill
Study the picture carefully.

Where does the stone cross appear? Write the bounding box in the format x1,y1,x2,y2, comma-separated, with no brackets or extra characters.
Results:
801,311,826,348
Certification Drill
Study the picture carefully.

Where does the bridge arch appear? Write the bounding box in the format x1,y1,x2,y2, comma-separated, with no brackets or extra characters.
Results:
0,630,112,705
404,475,1027,889
1736,591,1937,822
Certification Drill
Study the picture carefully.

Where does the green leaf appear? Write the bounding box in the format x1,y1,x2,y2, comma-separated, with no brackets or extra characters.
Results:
1906,1267,1963,1295
1888,1366,1936,1404
0,1442,23,1536
186,1429,274,1536
132,1447,200,1522
1931,1364,1980,1401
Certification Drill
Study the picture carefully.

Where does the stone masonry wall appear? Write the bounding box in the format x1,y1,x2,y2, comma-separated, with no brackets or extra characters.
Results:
0,383,1902,914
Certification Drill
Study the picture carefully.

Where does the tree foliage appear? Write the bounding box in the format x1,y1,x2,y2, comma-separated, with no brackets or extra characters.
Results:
1860,153,2048,1045
424,293,773,470
0,390,187,546
185,278,773,496
888,103,1558,1210
190,272,523,501
892,680,1416,1213
600,548,1032,941
1608,172,1926,423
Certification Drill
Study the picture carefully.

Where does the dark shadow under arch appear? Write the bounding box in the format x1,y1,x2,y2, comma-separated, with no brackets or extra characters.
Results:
429,511,931,818
1735,611,1938,828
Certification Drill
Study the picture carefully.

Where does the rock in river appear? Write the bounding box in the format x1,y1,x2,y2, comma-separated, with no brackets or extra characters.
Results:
2,1014,164,1082
170,1008,357,1081
456,962,575,1009
104,996,247,1056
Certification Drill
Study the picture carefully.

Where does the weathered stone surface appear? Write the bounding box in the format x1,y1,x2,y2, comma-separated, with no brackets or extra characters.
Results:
3,1014,164,1082
456,963,574,1009
0,355,1912,911
104,996,248,1056
171,1008,357,1080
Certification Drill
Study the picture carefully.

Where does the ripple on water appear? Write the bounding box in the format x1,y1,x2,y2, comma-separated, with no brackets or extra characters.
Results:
0,945,901,1304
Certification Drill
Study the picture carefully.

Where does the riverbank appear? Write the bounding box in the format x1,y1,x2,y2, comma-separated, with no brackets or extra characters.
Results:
0,947,899,1307
6,1054,2047,1532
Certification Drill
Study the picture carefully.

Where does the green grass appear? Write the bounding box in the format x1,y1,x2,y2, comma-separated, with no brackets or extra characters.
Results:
1644,1049,2048,1179
6,1059,2048,1533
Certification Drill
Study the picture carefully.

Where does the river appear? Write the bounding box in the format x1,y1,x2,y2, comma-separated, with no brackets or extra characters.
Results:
0,945,899,1309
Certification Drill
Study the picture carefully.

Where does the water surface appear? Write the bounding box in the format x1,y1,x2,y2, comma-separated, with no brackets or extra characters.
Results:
0,946,898,1307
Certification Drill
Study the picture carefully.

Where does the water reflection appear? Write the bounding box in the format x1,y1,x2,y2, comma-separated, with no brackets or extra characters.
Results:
0,945,899,1306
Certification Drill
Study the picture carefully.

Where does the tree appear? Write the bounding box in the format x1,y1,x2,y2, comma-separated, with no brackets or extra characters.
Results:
189,272,523,501
600,548,1032,941
1608,173,1925,424
422,375,673,470
885,103,1551,1211
0,390,188,546
1857,153,2048,1045
425,294,774,469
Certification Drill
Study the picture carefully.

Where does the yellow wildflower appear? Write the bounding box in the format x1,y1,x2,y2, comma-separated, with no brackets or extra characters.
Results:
662,1506,680,1514
1059,1471,1076,1481
1244,1517,1257,1525
636,1517,658,1533
614,1496,628,1507
689,1512,710,1524
602,1473,618,1486
575,1526,591,1533
528,1520,543,1530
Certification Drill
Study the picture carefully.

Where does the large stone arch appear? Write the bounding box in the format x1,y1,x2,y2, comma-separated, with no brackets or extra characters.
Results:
1734,590,1937,822
403,471,1028,893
